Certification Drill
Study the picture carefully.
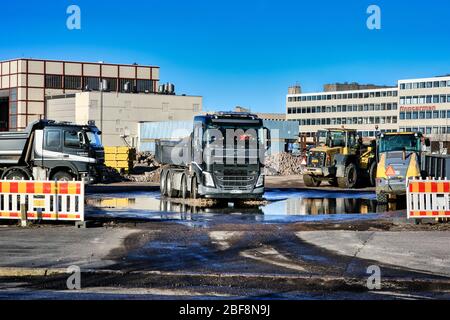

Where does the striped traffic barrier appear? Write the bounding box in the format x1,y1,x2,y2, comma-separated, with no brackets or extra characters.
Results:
0,180,84,222
407,178,450,219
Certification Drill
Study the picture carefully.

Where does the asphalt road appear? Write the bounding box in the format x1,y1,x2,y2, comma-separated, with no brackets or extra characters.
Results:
1,214,450,299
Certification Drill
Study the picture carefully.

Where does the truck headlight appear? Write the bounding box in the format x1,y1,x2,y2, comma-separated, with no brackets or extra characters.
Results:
255,174,264,188
203,172,215,187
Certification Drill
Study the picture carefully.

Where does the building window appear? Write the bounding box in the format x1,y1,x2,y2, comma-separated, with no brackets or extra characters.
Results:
120,79,134,92
45,75,63,89
64,76,82,90
84,77,100,91
137,80,153,93
101,78,118,92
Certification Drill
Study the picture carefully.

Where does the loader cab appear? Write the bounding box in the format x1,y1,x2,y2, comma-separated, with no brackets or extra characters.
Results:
317,129,359,153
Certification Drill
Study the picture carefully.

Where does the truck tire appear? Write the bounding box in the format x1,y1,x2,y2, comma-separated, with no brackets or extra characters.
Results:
303,174,321,187
166,171,178,198
2,168,31,181
52,171,74,182
368,161,377,187
160,169,168,197
191,176,199,199
337,163,358,189
180,174,188,199
376,192,388,204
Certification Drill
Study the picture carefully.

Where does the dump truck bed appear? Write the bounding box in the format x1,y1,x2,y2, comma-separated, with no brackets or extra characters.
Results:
155,138,191,167
0,131,30,165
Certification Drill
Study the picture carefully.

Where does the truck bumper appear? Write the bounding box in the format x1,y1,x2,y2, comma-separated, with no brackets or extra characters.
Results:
304,167,334,177
376,178,407,196
198,185,265,199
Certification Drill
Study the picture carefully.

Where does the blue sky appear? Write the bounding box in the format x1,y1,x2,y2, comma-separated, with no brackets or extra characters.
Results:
1,0,450,113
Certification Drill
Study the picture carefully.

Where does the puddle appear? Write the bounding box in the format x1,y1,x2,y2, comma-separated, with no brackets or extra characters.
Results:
85,190,404,223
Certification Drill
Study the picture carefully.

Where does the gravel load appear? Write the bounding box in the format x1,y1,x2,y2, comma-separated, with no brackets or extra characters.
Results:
263,153,305,176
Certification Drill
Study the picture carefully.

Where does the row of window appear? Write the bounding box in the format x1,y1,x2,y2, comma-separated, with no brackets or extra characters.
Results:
400,95,450,105
400,127,450,135
44,75,154,93
399,110,450,120
298,116,398,126
301,129,397,138
287,90,398,103
287,103,398,114
400,80,450,90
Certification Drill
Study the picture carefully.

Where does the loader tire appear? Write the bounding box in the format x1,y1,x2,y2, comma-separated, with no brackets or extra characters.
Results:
303,174,321,187
368,161,377,187
337,163,358,189
376,192,388,204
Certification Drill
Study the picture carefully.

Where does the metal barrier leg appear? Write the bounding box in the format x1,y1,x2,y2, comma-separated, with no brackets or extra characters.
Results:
20,203,28,228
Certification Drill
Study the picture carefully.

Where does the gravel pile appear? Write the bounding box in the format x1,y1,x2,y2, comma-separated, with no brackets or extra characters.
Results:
263,153,304,176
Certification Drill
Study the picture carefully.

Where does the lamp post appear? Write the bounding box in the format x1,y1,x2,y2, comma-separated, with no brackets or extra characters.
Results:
99,79,108,140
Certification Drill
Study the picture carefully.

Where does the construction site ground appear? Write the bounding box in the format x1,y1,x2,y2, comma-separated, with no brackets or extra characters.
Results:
0,178,447,300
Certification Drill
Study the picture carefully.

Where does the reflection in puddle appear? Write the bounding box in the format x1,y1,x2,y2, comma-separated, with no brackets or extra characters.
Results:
86,190,404,220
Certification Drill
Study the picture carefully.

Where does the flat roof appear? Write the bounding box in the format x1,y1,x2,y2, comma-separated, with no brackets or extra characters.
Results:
1,58,159,69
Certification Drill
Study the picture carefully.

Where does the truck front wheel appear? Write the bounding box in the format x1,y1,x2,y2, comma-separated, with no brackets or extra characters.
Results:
191,176,199,199
180,174,188,199
303,174,321,187
52,171,74,182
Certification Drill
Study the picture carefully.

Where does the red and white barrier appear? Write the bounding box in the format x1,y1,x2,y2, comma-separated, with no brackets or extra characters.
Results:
407,178,450,219
0,180,84,222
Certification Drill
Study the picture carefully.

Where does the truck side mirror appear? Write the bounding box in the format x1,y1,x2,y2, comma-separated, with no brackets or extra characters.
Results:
264,127,271,151
425,138,431,147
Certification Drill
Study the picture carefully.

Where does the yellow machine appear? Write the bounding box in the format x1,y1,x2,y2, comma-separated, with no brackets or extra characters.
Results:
304,129,377,188
375,132,430,203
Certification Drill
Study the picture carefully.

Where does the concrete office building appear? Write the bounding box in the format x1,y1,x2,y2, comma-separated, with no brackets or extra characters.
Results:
0,58,202,146
47,92,202,146
0,58,160,131
286,75,450,141
398,76,450,137
286,83,399,138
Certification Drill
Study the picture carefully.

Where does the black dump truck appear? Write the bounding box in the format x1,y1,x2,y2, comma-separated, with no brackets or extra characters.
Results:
0,120,104,183
155,112,270,199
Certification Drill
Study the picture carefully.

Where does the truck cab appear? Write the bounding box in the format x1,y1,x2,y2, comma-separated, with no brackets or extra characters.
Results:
0,120,104,183
157,112,270,200
375,132,430,203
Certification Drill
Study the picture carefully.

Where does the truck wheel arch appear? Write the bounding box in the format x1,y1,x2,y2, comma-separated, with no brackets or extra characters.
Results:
49,166,77,180
1,167,32,180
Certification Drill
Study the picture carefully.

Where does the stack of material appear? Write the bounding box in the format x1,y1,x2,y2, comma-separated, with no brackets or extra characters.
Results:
125,167,162,183
135,151,159,167
105,147,136,174
263,153,304,176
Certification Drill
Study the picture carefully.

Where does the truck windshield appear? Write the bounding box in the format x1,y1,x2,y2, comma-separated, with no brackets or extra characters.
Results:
379,135,420,153
205,125,261,145
85,131,102,147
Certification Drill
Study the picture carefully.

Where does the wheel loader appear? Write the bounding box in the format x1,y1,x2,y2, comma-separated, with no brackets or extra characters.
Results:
303,129,377,188
375,131,430,203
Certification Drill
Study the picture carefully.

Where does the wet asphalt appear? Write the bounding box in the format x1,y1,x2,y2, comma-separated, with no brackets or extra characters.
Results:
0,188,450,300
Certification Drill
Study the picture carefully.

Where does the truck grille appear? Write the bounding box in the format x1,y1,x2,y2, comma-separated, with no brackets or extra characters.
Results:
216,175,256,191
